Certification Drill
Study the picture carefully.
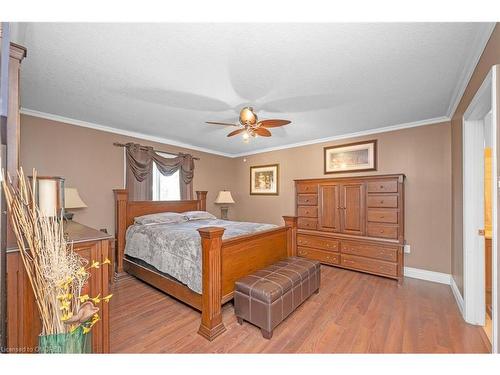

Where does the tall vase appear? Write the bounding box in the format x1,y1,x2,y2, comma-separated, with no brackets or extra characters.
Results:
38,326,91,353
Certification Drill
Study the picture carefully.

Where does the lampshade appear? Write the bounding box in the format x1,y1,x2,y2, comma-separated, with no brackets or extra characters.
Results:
29,176,65,217
64,188,87,209
214,190,235,204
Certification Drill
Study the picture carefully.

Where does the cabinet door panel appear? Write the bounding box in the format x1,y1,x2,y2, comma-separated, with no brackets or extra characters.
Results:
341,183,365,235
318,184,341,232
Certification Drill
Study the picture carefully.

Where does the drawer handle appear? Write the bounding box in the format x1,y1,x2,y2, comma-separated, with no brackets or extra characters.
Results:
380,185,384,189
380,200,384,204
380,215,385,219
305,199,309,202
379,230,385,233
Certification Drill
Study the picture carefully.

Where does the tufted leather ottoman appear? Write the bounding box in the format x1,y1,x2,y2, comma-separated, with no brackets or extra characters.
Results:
234,257,320,339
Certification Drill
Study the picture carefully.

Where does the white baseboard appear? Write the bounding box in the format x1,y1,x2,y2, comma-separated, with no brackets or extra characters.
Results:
404,268,466,319
404,266,451,285
450,276,465,316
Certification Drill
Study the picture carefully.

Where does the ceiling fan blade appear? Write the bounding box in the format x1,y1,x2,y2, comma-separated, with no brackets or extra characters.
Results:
255,127,272,137
258,119,291,128
205,121,239,127
227,128,246,137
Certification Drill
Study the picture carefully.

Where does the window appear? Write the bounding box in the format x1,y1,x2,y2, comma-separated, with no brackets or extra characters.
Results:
152,155,181,201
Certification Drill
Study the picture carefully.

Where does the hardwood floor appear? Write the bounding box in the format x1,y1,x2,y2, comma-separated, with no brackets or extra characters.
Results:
110,266,490,353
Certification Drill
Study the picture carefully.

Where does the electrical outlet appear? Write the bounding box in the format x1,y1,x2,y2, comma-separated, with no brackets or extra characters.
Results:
404,244,411,254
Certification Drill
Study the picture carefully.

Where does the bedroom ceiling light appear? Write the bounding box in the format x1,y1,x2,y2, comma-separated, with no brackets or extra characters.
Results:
206,107,291,141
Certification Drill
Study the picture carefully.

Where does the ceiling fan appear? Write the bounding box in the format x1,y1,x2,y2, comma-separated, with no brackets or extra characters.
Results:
206,107,291,142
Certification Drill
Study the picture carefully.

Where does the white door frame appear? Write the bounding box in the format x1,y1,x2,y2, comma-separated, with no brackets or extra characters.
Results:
492,65,498,354
462,67,497,352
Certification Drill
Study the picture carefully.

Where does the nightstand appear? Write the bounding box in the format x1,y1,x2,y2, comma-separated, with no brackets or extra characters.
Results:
6,221,113,353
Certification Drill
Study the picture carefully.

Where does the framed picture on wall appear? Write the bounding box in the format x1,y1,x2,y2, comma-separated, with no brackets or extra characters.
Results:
324,140,377,174
250,164,279,195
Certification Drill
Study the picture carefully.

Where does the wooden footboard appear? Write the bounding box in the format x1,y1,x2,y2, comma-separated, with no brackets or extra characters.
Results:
197,217,297,340
113,189,297,341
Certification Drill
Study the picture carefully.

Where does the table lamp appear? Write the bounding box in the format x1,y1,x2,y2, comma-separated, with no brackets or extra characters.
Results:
64,187,87,220
214,190,235,220
29,176,65,218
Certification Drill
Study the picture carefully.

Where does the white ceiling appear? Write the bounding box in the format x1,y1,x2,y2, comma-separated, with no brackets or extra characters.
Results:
13,22,495,156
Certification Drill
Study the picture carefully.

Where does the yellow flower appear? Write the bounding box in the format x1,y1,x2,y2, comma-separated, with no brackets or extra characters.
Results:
57,293,71,301
61,312,73,321
90,261,100,269
102,294,113,303
82,326,91,334
91,294,101,304
78,294,89,303
102,258,111,265
76,267,87,277
88,314,100,328
59,300,70,311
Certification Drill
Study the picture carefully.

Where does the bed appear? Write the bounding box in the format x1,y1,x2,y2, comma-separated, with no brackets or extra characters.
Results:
114,189,298,341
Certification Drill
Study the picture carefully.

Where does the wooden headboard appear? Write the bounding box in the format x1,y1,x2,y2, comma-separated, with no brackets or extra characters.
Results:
113,189,207,272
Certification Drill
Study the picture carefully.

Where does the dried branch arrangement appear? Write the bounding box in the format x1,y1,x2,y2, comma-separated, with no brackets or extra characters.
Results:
2,168,112,336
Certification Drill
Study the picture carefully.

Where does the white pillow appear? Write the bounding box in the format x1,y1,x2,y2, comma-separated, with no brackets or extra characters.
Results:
134,212,188,225
183,211,217,221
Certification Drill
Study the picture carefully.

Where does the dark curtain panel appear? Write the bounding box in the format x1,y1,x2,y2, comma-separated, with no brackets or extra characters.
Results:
124,143,194,200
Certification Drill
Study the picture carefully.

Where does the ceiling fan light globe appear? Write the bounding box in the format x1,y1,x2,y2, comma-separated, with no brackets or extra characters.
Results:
240,107,257,125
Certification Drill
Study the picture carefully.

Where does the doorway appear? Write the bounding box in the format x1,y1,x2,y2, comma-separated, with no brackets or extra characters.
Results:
462,66,498,353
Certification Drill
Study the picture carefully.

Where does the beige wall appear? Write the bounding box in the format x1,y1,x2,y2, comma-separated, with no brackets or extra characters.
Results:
232,122,452,274
20,114,237,234
20,115,453,274
451,24,500,296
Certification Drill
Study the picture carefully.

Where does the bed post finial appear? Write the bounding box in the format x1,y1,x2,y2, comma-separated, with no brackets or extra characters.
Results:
197,226,226,341
283,216,298,257
114,189,128,273
196,191,207,211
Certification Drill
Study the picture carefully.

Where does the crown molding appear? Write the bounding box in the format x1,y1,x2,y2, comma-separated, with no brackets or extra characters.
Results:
230,115,450,158
446,23,496,118
21,108,450,159
20,108,234,158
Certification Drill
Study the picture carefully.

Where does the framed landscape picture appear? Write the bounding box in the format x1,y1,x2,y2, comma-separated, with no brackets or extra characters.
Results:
250,164,279,195
324,140,377,174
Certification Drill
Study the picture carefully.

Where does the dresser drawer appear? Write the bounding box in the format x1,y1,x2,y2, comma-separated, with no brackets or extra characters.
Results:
297,183,318,194
367,195,398,208
297,234,339,252
341,241,398,262
297,206,318,218
367,223,398,239
367,180,398,193
367,209,398,224
298,218,318,230
297,194,318,206
298,246,339,265
341,254,397,277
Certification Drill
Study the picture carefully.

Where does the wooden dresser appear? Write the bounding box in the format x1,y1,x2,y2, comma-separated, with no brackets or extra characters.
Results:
295,174,405,283
6,221,113,353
